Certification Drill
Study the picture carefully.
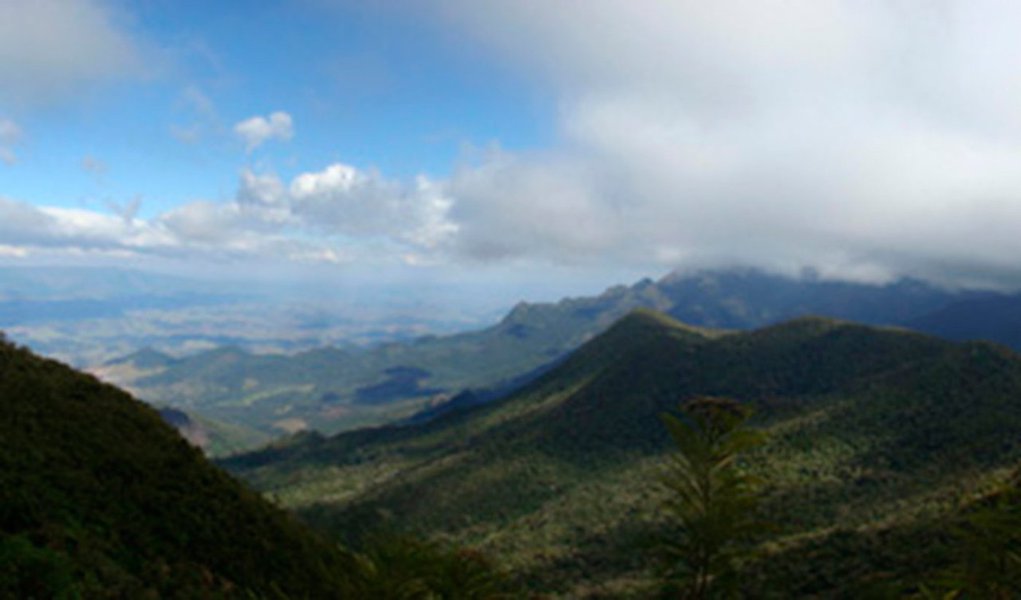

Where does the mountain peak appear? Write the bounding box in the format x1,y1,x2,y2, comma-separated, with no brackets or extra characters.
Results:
608,307,714,338
501,300,533,323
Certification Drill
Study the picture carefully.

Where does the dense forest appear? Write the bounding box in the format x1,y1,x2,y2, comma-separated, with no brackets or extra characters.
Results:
226,311,1021,597
3,309,1021,597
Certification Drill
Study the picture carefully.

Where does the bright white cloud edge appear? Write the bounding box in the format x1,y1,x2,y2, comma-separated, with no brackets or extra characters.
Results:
234,111,294,152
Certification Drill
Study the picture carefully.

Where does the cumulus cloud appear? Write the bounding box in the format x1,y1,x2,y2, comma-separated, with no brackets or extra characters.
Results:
234,111,294,152
288,164,457,248
0,118,21,164
0,196,170,253
423,0,1021,287
0,0,142,107
0,162,455,266
0,193,335,264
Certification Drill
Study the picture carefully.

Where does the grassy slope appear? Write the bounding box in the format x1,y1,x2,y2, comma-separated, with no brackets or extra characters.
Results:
226,310,1021,597
0,337,355,597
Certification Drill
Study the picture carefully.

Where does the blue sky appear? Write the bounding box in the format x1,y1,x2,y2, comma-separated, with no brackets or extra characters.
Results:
3,1,550,216
5,1,1021,292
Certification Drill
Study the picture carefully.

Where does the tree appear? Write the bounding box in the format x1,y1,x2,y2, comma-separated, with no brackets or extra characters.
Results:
659,397,766,599
342,533,518,599
921,470,1021,599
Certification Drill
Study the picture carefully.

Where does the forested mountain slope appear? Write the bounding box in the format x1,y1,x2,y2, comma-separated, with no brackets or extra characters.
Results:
0,336,355,597
226,310,1021,597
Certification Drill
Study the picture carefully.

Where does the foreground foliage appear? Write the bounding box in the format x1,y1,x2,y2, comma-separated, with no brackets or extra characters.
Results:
660,397,766,598
920,471,1021,599
0,335,355,597
342,533,520,599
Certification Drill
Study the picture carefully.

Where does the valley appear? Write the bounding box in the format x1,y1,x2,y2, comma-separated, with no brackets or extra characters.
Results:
97,268,1021,455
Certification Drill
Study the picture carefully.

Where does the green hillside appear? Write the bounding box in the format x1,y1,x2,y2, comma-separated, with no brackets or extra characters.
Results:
225,310,1021,597
0,335,356,597
157,406,272,457
103,269,983,449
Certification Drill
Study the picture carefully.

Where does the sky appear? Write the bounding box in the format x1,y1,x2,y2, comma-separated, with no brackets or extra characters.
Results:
4,0,1021,293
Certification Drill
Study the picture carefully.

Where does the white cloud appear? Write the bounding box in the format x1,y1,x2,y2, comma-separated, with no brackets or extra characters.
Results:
421,0,1021,287
447,148,616,262
0,196,170,254
0,160,455,267
239,169,290,211
0,0,142,107
0,245,29,258
0,197,56,243
158,201,241,245
234,111,294,152
288,164,457,248
0,118,22,164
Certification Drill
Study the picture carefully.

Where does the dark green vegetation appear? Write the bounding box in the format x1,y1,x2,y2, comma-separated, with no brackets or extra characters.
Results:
921,474,1021,598
660,398,766,598
104,268,1020,453
341,533,519,599
0,335,354,597
0,334,521,598
226,310,1021,597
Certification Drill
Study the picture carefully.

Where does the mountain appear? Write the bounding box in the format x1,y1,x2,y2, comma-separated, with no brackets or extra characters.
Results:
907,293,1021,349
104,268,992,449
657,269,976,326
156,406,271,456
224,310,1021,597
0,335,357,597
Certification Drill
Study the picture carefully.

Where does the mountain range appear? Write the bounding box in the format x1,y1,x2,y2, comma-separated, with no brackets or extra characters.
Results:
98,268,1021,453
4,297,1019,596
224,309,1021,597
